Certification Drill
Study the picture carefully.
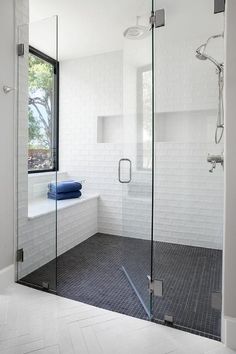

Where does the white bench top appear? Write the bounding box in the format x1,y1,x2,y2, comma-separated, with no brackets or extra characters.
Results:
28,193,100,220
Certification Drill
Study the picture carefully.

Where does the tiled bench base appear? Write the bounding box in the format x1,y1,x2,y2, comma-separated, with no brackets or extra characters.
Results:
17,194,99,279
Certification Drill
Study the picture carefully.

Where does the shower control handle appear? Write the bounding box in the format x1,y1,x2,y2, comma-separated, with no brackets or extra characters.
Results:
207,153,224,173
118,158,132,183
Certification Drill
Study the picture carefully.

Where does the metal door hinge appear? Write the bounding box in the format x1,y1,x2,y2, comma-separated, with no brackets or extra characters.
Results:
16,248,24,262
17,43,24,57
150,9,165,28
42,282,50,290
214,0,225,14
147,275,163,297
164,314,174,325
212,291,222,311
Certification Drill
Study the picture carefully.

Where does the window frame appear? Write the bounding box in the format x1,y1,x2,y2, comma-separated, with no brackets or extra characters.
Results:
136,64,152,171
28,46,59,174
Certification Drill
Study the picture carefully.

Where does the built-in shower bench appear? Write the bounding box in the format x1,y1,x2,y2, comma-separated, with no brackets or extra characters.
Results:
22,193,99,279
28,193,99,219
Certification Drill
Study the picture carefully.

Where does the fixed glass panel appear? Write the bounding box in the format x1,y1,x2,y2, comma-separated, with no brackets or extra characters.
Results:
153,0,224,339
121,0,154,318
17,16,58,292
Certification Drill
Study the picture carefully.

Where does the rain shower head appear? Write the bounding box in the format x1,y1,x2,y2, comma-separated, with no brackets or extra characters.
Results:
123,16,149,40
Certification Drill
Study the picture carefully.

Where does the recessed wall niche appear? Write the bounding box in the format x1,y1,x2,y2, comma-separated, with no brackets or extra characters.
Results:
97,115,123,143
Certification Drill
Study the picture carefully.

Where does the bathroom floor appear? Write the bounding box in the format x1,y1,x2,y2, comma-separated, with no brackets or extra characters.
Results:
1,282,230,354
21,233,222,340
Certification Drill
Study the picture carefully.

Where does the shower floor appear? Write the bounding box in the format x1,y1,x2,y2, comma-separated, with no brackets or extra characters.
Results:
21,233,222,340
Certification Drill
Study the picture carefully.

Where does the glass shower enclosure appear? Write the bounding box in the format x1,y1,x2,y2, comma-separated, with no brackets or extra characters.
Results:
16,0,224,341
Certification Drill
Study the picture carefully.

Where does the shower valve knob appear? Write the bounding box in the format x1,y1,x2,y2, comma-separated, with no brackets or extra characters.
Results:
209,160,216,173
207,153,224,173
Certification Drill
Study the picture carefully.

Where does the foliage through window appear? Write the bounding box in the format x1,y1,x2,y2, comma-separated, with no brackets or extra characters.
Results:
28,47,59,173
137,66,152,170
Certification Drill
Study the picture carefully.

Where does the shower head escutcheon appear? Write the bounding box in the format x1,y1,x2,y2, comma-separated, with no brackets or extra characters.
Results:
123,16,150,40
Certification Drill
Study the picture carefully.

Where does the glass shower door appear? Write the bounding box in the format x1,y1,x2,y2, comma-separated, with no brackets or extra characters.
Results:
121,0,155,318
152,0,224,339
17,16,58,292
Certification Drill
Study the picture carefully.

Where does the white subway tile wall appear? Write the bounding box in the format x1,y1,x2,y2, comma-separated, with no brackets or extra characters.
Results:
154,142,224,249
59,48,224,250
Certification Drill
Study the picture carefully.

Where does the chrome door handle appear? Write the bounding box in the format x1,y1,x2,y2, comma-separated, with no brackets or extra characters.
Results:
118,158,132,183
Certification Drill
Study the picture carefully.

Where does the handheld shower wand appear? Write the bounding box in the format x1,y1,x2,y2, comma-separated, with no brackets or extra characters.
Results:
195,33,224,144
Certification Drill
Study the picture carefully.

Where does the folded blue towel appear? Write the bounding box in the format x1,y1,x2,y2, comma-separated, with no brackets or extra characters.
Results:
48,190,82,201
48,180,82,194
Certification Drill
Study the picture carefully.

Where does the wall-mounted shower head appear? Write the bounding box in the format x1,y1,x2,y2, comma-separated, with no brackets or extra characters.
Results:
195,33,224,71
196,44,208,60
123,16,149,40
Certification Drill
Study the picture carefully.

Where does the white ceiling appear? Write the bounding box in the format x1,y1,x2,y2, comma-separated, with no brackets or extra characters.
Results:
29,0,224,61
29,0,151,60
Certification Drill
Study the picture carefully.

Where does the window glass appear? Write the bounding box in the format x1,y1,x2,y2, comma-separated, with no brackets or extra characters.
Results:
28,48,58,172
137,67,152,170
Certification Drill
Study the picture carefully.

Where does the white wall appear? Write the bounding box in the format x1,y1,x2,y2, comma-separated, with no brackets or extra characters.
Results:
0,0,29,273
153,33,224,249
0,0,15,271
223,0,236,349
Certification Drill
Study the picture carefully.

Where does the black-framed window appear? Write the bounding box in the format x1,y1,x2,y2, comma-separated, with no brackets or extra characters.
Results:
137,65,152,170
28,46,59,173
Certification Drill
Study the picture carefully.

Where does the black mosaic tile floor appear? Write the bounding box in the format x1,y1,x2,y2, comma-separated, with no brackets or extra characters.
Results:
21,233,222,340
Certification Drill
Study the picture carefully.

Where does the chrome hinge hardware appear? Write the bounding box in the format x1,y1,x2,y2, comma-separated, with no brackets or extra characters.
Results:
150,13,156,27
147,275,163,297
16,248,24,262
214,0,225,14
17,43,24,56
42,282,50,290
212,291,222,311
150,9,165,29
164,314,174,325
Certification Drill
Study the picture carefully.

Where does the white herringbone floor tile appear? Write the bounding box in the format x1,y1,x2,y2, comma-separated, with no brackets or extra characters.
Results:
0,283,235,354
